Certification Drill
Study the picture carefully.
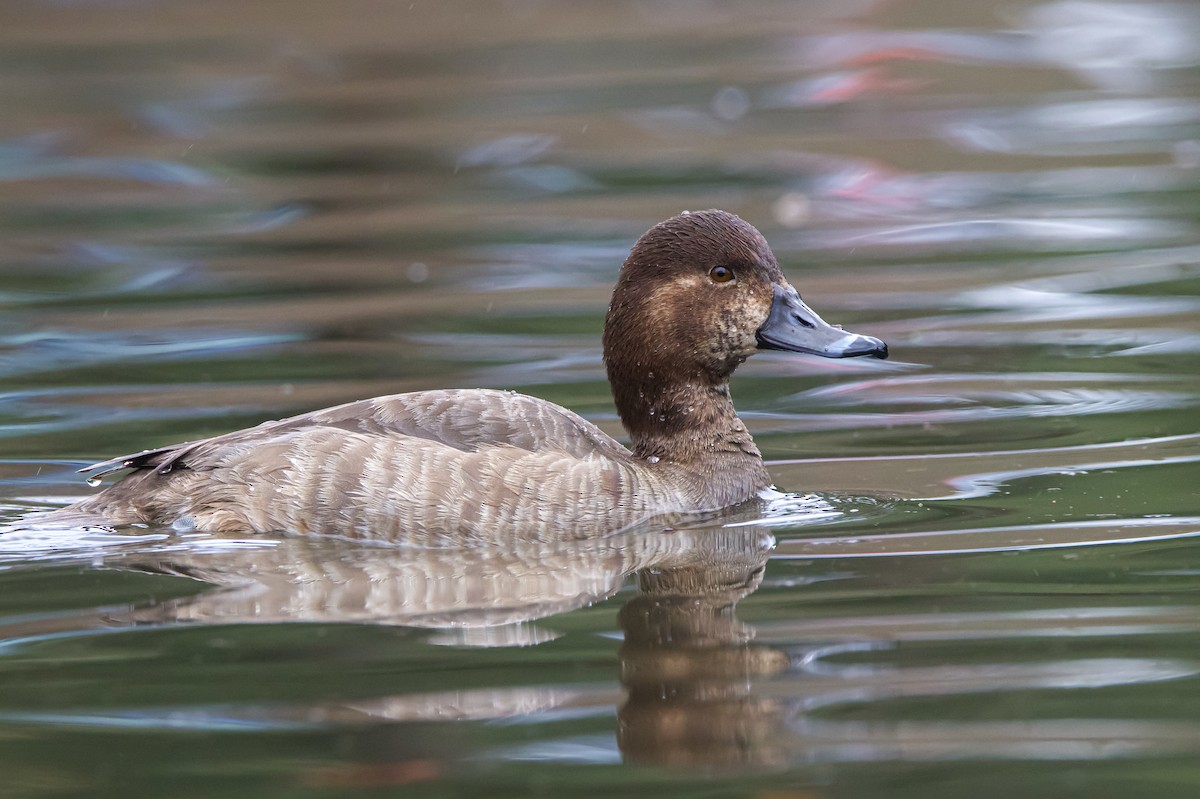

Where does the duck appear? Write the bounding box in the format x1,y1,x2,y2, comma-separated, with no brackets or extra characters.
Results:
43,210,887,544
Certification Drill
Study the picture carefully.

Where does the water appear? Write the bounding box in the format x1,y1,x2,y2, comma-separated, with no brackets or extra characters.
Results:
2,0,1200,795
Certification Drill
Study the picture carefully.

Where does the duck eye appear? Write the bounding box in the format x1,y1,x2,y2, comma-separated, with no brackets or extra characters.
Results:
709,265,734,283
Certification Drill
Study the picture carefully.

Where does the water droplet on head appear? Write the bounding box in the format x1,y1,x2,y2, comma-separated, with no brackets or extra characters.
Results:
646,455,660,464
86,476,101,488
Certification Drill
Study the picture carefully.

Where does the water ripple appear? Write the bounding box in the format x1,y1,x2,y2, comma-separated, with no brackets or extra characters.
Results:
0,329,302,378
0,154,216,187
764,377,1195,432
773,516,1200,558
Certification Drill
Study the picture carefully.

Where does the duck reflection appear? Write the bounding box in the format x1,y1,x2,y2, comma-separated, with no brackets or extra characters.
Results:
105,501,787,763
109,508,790,769
122,513,777,641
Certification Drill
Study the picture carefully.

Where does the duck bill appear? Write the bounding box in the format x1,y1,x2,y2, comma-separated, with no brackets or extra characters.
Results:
755,285,888,359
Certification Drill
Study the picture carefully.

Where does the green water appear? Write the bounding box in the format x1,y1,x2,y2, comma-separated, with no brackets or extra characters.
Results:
2,1,1199,796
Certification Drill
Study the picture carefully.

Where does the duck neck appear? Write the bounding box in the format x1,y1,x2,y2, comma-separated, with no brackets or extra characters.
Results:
611,372,765,474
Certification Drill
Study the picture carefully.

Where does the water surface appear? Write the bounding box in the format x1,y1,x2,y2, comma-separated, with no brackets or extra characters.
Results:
1,1,1199,796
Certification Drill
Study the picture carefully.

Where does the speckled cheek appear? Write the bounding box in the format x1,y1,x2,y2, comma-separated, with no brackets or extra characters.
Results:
741,283,776,348
748,281,776,326
711,304,759,363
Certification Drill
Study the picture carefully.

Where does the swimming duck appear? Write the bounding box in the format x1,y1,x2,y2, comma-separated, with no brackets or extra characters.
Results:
48,210,886,543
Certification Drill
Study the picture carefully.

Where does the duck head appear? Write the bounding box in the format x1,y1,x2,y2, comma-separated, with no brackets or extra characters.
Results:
603,209,886,387
603,210,886,453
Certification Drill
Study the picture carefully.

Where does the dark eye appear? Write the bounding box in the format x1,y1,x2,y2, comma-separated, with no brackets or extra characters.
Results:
709,265,734,283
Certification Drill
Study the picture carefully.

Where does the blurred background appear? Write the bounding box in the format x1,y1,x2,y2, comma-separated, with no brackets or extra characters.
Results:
1,1,1199,797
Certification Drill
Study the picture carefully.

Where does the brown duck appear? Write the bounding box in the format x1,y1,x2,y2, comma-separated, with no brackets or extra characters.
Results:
46,210,886,544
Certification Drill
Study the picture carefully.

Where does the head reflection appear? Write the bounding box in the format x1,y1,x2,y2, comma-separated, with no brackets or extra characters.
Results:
617,535,790,770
